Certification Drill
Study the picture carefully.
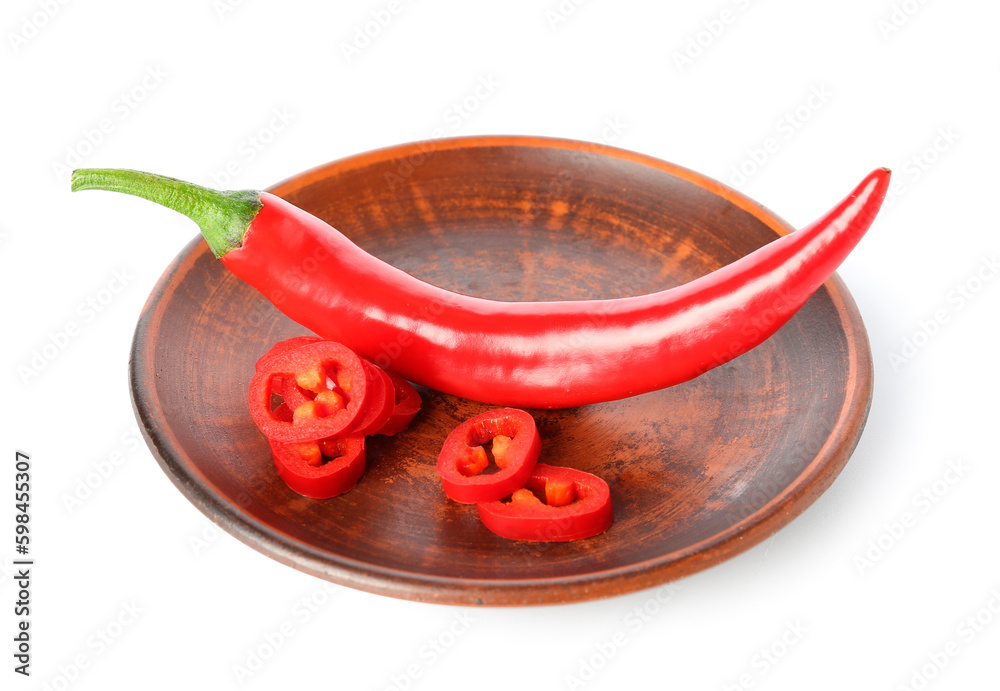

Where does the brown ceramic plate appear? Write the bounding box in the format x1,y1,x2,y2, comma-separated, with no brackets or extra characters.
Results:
130,136,873,606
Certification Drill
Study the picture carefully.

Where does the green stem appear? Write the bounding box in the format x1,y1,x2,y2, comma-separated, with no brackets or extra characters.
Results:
70,168,262,258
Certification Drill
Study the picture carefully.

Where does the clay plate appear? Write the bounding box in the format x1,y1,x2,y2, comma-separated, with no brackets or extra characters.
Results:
130,136,873,606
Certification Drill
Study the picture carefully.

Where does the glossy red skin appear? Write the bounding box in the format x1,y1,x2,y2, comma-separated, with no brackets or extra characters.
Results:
248,341,368,443
376,370,422,436
345,361,395,436
476,464,613,542
269,435,366,499
223,170,890,408
436,408,540,504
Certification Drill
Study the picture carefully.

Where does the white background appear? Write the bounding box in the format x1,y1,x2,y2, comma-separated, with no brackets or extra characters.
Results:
2,0,998,689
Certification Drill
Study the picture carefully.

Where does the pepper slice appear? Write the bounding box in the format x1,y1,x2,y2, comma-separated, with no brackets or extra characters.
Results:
249,340,368,443
254,335,323,371
436,408,540,504
476,463,613,542
256,335,324,411
344,361,395,437
267,407,366,498
375,370,422,436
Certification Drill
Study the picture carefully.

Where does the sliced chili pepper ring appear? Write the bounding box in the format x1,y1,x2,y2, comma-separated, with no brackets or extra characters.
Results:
273,376,312,412
345,361,395,437
268,434,366,499
255,335,324,412
476,463,613,542
248,340,369,443
436,408,540,504
376,370,423,436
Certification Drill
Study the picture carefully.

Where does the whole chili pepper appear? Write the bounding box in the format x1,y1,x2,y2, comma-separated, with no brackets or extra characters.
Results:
71,166,889,408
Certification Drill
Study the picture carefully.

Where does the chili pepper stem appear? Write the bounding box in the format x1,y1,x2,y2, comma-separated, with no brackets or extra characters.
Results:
70,168,261,258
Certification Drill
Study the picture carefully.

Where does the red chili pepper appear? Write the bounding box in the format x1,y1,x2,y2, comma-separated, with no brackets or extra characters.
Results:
376,370,422,436
437,408,540,504
267,406,366,499
345,361,395,437
476,463,613,542
71,166,890,408
261,336,419,437
249,340,369,443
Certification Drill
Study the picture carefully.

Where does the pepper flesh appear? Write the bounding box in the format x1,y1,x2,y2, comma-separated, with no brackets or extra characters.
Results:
254,335,323,372
344,361,395,437
376,370,422,436
477,463,613,542
71,166,890,408
256,335,324,411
